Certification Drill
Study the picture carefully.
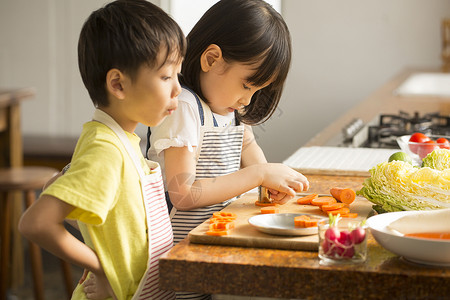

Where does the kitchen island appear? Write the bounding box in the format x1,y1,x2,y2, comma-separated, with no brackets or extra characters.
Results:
158,69,450,299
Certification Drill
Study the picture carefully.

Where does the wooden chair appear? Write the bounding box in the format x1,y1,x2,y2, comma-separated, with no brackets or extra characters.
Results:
0,166,73,300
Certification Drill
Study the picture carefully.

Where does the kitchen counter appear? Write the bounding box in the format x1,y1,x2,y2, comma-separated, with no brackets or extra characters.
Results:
159,174,450,299
158,69,450,299
304,68,450,147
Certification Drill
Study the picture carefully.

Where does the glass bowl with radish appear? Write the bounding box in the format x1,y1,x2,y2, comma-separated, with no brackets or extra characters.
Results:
396,133,450,166
318,214,368,265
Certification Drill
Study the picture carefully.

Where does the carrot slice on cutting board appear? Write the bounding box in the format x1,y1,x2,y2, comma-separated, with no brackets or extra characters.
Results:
255,200,279,207
206,229,229,236
321,202,347,212
326,207,350,216
311,196,337,207
210,222,234,231
213,211,236,219
341,213,358,218
296,193,318,205
260,206,279,214
330,188,356,204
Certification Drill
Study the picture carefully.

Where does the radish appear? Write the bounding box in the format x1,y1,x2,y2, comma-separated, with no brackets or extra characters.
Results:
321,214,366,259
350,227,366,244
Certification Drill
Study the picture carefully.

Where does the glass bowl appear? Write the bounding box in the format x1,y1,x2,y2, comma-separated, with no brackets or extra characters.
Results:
318,218,368,265
396,135,450,166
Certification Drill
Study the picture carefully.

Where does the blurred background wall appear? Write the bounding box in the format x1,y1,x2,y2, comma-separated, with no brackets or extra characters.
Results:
1,0,449,162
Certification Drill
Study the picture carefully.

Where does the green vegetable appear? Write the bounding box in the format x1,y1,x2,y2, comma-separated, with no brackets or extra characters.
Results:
357,161,450,212
388,151,412,164
421,148,450,170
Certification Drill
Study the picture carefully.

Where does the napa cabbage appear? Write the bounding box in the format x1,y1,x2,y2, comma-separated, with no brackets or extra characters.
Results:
357,161,450,213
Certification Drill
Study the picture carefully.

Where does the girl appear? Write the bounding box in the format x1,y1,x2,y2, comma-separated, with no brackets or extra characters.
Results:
148,0,308,244
148,2,308,298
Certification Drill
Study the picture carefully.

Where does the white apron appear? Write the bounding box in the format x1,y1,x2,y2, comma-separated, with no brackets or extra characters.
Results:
168,94,244,300
93,109,175,300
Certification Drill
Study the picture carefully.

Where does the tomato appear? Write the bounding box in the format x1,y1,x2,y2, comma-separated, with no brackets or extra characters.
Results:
436,137,450,149
417,140,438,160
408,132,431,154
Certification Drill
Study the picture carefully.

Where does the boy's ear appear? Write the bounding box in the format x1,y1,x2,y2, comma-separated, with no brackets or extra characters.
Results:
106,69,126,100
200,44,223,72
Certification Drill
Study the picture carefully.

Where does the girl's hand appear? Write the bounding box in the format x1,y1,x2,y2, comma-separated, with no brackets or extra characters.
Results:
83,271,117,300
259,163,309,202
266,189,290,205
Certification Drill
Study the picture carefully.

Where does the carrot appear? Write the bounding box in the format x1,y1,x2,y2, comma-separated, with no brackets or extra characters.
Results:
206,229,229,236
294,215,320,228
210,222,234,231
213,212,237,219
210,217,235,223
327,207,350,216
294,215,310,227
321,202,347,212
304,219,319,227
341,213,358,218
260,206,279,214
296,193,318,205
330,188,356,204
310,196,337,207
255,200,279,207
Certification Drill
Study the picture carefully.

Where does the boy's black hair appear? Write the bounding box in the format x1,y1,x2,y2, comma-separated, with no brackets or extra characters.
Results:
78,0,186,107
181,0,292,125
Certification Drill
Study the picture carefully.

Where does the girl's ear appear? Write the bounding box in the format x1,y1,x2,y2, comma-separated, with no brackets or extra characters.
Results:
200,44,223,72
106,69,126,100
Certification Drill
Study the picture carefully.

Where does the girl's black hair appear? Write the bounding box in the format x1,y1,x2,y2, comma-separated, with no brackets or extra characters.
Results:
181,0,291,125
78,0,186,107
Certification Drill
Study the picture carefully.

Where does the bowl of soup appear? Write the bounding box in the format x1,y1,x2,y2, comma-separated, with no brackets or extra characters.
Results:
367,210,450,266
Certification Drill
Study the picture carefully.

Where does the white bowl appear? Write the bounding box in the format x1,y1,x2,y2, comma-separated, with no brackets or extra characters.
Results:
396,134,450,166
367,211,450,266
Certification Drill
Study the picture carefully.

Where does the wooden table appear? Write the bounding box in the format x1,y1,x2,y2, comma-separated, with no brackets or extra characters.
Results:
159,174,450,299
0,88,35,288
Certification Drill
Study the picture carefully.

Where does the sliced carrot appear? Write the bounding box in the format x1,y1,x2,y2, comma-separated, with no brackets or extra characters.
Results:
260,206,279,214
310,196,337,207
330,188,356,204
213,212,237,219
294,215,310,227
321,202,347,212
304,219,319,227
296,193,318,205
341,213,358,218
327,207,350,216
210,222,234,231
210,217,235,223
255,200,279,207
206,229,229,236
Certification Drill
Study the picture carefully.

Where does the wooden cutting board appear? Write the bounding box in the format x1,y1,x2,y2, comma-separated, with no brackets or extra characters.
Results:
188,193,374,251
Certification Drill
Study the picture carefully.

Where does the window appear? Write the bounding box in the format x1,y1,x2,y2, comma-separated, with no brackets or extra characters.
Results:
162,0,282,35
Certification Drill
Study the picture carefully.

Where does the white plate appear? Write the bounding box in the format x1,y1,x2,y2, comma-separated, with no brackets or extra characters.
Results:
367,211,450,266
248,213,324,236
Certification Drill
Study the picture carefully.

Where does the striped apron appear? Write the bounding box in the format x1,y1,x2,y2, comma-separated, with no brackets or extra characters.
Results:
169,95,244,300
93,110,175,300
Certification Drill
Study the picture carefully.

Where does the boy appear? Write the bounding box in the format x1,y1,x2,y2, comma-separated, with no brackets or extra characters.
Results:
19,0,186,299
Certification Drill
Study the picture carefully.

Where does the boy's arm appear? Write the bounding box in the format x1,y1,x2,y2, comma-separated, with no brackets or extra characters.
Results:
19,195,103,275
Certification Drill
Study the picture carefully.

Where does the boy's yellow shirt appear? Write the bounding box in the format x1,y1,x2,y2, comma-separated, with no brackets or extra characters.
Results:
43,120,150,299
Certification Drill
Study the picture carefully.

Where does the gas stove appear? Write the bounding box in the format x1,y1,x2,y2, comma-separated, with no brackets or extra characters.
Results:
339,111,450,149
